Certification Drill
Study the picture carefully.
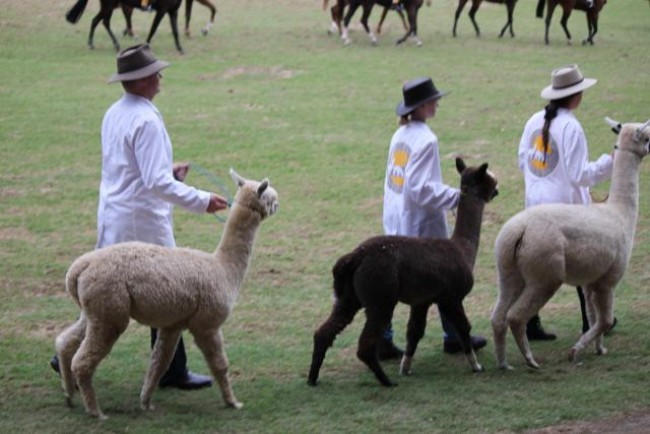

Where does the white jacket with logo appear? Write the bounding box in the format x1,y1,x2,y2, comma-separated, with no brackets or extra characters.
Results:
518,108,613,207
383,121,460,239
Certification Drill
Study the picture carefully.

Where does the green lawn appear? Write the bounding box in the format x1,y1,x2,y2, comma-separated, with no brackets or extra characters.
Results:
1,0,649,432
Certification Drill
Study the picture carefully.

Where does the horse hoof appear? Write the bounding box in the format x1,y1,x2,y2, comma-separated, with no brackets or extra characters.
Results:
201,29,208,36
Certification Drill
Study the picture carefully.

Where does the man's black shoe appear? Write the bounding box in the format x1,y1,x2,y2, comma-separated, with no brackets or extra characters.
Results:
527,315,557,341
50,355,61,374
159,371,213,390
443,335,487,354
376,339,404,361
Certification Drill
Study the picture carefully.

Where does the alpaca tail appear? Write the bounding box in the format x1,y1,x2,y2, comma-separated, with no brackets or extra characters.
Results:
332,251,360,300
535,0,545,18
64,255,92,307
65,0,89,24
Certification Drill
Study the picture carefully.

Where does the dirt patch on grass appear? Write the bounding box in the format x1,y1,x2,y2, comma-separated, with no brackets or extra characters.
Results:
524,409,650,433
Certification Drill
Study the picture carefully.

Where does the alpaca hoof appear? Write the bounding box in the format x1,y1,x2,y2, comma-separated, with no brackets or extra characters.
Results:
568,347,578,362
201,28,208,36
307,378,319,387
140,402,155,411
472,363,485,373
399,356,413,375
65,396,73,408
526,360,540,369
498,363,514,371
596,346,608,356
228,401,243,409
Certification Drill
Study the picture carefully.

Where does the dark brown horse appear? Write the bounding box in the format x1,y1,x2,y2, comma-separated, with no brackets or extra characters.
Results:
536,0,607,45
453,0,518,38
323,0,407,36
184,0,217,37
65,0,185,53
337,0,427,46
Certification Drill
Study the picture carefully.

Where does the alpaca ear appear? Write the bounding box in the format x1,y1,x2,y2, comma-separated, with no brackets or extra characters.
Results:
229,168,246,187
478,163,489,176
257,179,269,197
455,157,466,174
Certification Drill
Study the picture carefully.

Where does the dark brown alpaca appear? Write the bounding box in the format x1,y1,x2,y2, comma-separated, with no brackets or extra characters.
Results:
453,0,518,38
536,0,607,45
308,158,498,387
65,0,185,53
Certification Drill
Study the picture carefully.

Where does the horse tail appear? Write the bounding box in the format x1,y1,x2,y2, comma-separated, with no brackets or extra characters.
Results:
332,251,361,301
65,0,89,24
535,0,545,18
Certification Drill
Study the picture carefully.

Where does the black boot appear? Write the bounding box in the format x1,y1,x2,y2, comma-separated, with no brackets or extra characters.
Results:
526,315,556,341
376,338,404,361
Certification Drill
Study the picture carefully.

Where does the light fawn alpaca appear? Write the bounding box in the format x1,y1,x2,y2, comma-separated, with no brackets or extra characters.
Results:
308,158,498,387
55,169,278,419
491,119,650,370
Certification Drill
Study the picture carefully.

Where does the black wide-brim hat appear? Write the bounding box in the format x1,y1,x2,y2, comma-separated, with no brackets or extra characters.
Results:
107,43,169,84
396,77,448,116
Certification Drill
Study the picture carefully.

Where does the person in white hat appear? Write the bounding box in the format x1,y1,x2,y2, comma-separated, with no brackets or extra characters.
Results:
50,44,229,390
380,77,487,358
518,64,616,340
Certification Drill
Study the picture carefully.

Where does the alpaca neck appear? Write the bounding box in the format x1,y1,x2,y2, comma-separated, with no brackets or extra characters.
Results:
607,148,641,234
451,193,485,269
214,203,262,290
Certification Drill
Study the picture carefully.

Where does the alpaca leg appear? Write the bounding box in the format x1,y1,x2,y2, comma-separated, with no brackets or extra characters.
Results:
192,328,242,409
55,313,88,406
140,328,182,411
441,301,484,373
491,270,525,370
308,298,361,385
569,285,614,361
507,285,558,369
400,304,429,376
357,306,395,386
73,320,126,419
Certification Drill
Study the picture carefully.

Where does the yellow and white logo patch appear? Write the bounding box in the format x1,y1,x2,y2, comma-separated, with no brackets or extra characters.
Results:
527,129,559,177
387,142,410,193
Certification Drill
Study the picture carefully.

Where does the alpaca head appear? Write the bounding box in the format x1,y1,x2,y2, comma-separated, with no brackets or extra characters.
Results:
456,157,499,202
229,168,279,219
607,118,650,158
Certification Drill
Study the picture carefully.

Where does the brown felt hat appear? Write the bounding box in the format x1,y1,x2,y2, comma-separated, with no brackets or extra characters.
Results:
540,64,597,100
107,43,169,84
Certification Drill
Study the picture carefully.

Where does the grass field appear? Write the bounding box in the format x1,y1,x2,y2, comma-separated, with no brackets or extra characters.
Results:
1,0,649,432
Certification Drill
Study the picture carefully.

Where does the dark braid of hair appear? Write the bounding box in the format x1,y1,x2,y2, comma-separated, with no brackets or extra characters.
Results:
541,94,574,162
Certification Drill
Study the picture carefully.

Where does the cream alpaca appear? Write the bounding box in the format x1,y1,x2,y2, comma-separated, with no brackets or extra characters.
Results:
55,169,278,419
491,119,650,370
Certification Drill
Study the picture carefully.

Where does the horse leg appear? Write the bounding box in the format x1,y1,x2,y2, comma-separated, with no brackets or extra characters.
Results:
375,6,389,35
357,305,396,387
100,9,120,52
167,8,184,54
308,298,361,386
544,0,558,45
88,11,103,50
341,1,360,44
582,10,597,45
184,0,194,36
468,0,482,37
559,5,573,45
122,5,134,38
498,0,515,38
395,2,417,45
199,0,217,35
453,0,469,37
360,2,377,45
399,304,428,376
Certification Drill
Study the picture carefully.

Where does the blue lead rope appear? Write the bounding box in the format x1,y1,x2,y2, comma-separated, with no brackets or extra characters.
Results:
189,162,234,223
